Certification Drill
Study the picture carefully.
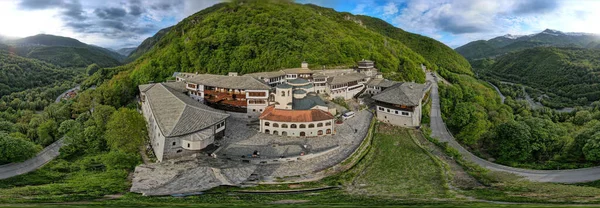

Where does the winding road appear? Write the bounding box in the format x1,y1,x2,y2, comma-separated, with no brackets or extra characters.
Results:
428,73,600,183
0,86,77,180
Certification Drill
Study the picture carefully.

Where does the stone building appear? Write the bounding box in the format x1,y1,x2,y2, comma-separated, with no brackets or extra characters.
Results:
259,106,335,137
371,82,431,127
139,82,230,162
365,75,399,95
176,73,271,118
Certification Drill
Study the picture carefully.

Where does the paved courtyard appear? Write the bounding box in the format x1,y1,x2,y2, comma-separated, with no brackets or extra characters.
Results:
131,110,373,195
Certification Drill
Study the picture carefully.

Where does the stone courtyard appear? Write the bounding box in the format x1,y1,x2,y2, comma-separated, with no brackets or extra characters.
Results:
131,110,372,196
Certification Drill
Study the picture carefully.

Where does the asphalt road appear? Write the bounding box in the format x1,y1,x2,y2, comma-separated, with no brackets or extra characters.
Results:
428,72,600,183
0,86,76,180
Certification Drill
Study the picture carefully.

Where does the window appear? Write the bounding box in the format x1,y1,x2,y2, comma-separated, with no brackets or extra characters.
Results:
281,91,286,96
265,122,270,127
172,142,176,146
402,112,409,116
317,123,323,127
291,124,297,128
248,92,266,97
318,130,323,135
308,124,314,128
300,124,306,128
325,122,331,126
273,123,279,128
326,129,332,134
387,109,390,113
187,143,190,148
395,111,399,114
265,129,270,134
379,107,384,111
281,124,288,128
253,109,256,112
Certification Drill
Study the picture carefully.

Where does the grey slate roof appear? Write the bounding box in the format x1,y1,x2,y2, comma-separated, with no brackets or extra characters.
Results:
293,89,307,94
244,71,286,79
296,83,314,89
371,82,429,106
293,94,328,110
283,68,313,74
186,74,271,90
276,83,293,89
366,78,398,88
328,72,367,85
162,81,187,93
287,78,310,85
142,83,230,137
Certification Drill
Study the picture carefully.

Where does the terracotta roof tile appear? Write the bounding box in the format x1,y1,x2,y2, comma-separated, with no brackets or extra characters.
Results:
259,106,334,123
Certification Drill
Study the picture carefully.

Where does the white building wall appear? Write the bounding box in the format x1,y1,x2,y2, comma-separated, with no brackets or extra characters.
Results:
375,104,422,127
260,119,335,137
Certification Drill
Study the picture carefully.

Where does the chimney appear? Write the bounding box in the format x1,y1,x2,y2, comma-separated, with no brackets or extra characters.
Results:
301,61,308,69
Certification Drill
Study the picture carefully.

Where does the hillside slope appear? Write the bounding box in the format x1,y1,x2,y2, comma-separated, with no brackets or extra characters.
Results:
481,47,600,105
6,34,124,68
0,47,79,97
125,26,173,63
456,29,600,60
91,1,472,107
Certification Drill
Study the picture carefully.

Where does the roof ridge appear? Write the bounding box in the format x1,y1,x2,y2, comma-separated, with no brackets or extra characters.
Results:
161,83,230,117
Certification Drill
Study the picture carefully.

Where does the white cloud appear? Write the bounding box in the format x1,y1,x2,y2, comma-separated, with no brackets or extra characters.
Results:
382,2,398,17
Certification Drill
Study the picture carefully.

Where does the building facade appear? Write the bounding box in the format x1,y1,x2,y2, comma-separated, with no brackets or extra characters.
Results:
139,82,230,162
177,73,271,118
371,82,431,127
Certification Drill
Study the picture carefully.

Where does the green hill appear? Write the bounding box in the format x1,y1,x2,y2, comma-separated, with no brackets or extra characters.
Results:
0,47,79,97
456,29,600,60
480,47,600,105
125,26,172,63
7,34,124,68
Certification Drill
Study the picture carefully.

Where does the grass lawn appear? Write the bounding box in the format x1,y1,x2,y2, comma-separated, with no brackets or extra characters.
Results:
348,124,449,198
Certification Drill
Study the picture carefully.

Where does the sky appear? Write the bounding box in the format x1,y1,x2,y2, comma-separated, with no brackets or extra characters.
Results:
1,0,599,49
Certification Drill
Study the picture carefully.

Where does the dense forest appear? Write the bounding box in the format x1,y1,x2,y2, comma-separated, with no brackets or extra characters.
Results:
3,34,124,68
0,48,81,97
440,68,600,169
475,47,600,107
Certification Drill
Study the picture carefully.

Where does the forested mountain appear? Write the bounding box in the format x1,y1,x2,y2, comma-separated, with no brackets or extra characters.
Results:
476,47,600,106
116,47,136,56
0,47,79,97
4,34,124,68
456,29,600,60
125,26,172,63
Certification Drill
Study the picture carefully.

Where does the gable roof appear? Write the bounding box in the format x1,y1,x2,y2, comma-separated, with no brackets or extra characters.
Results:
328,72,367,85
371,82,429,106
366,78,398,88
141,83,230,137
259,106,334,123
244,71,286,79
283,68,313,74
185,74,271,90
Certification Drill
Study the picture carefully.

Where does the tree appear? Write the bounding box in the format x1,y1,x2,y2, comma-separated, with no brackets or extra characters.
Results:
89,104,116,130
573,110,593,125
105,108,146,154
86,63,101,76
37,119,58,146
0,133,41,164
102,151,140,170
583,132,600,162
492,121,533,163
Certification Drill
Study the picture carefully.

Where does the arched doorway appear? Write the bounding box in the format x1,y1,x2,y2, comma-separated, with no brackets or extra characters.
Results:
282,131,287,136
273,130,279,135
317,130,323,135
300,132,306,136
265,129,270,134
326,129,331,134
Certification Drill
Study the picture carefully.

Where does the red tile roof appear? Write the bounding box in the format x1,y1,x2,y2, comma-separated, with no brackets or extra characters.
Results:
259,106,334,123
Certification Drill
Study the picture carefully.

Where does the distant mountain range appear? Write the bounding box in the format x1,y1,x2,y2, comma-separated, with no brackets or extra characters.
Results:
456,29,600,60
115,47,136,56
1,34,125,68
